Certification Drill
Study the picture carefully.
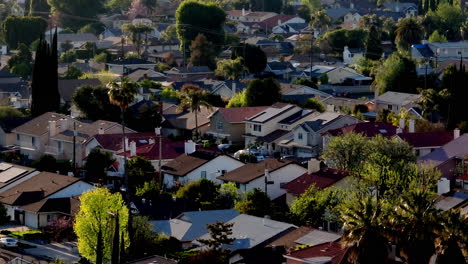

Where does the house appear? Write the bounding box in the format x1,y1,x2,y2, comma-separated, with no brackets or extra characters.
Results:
0,81,32,108
106,58,156,75
343,46,365,64
284,241,350,264
0,71,22,84
411,42,468,61
100,28,123,39
419,131,466,180
295,65,371,86
396,130,456,158
58,79,102,105
0,162,39,193
0,172,94,228
0,44,7,55
264,61,295,79
375,91,421,113
162,105,216,138
272,23,309,34
146,39,179,54
55,33,99,50
218,159,307,199
227,9,277,23
278,112,360,158
206,106,269,145
282,159,349,205
162,149,244,188
0,117,31,147
12,112,136,166
341,12,363,30
164,66,214,81
151,209,240,248
381,2,418,16
274,228,341,251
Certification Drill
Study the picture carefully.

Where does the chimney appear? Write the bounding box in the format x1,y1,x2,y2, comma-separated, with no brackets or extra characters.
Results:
59,118,68,132
232,82,237,94
125,137,129,150
350,2,354,8
264,168,270,178
49,121,57,136
408,119,415,133
130,141,137,156
344,46,349,52
242,8,245,16
399,118,405,129
184,140,196,154
278,19,282,26
454,128,460,139
437,178,450,195
149,138,155,144
395,4,400,12
396,128,403,134
307,159,320,174
98,127,105,134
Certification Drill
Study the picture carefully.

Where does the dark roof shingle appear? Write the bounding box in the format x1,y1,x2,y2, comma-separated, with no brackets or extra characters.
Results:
218,159,294,184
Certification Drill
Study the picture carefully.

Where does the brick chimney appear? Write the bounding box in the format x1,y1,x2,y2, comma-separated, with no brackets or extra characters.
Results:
454,128,460,139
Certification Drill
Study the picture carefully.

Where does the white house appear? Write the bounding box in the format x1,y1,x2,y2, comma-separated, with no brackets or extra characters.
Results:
218,159,307,199
162,148,245,189
412,42,468,61
343,46,365,64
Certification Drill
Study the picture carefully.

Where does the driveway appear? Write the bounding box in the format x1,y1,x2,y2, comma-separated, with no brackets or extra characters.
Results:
21,241,80,263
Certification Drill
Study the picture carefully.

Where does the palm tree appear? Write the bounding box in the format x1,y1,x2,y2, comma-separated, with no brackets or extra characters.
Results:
341,195,390,264
434,209,467,264
395,17,423,52
177,84,212,141
108,78,138,188
390,190,440,264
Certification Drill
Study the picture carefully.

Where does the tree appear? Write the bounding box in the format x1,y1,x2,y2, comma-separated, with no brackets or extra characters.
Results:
60,50,77,63
310,10,331,34
195,221,235,263
316,29,367,54
93,52,108,63
1,16,47,49
322,132,370,173
84,148,115,183
234,188,272,217
177,84,212,140
440,63,468,128
74,188,129,263
160,24,177,42
62,65,83,79
374,53,418,94
48,0,105,30
226,91,247,108
0,106,24,119
216,182,241,209
175,179,220,210
122,23,153,56
364,25,382,60
189,34,216,69
127,0,157,19
8,43,32,70
395,17,423,52
30,32,60,117
72,85,121,121
10,63,31,78
78,23,105,36
32,154,57,172
303,98,325,112
127,156,155,191
302,0,321,11
176,1,226,56
29,0,50,18
215,57,245,80
434,209,467,264
297,6,311,22
105,0,132,13
0,203,10,225
231,44,267,74
294,78,317,88
428,30,448,43
425,3,464,41
244,78,281,107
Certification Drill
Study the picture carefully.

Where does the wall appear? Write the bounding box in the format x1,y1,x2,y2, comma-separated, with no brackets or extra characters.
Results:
0,128,6,146
24,211,38,228
209,112,245,144
48,181,94,199
327,68,362,84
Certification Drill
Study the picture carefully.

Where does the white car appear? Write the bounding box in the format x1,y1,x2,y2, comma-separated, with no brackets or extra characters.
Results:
0,237,18,248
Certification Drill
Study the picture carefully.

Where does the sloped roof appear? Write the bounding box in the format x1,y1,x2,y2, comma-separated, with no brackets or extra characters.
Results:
216,106,269,123
58,79,101,103
301,112,344,132
267,226,313,249
282,168,349,195
57,33,98,42
324,122,398,138
246,103,296,124
162,150,222,176
419,134,468,167
20,196,80,215
294,229,341,245
397,131,455,148
218,159,294,184
0,117,32,133
117,140,185,160
285,241,349,264
163,106,216,131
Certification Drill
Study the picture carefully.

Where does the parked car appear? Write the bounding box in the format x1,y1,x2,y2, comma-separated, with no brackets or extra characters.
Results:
0,237,18,248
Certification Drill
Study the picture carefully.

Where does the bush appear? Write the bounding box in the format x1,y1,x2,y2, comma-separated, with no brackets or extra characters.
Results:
303,98,325,112
93,52,108,63
32,154,57,172
239,153,257,163
74,49,93,60
352,104,369,114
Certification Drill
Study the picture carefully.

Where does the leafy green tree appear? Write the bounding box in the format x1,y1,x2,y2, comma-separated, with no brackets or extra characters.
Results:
135,180,160,200
302,0,320,10
29,0,50,18
244,78,281,107
175,178,220,210
374,53,418,94
72,85,121,121
428,30,448,42
215,57,245,80
93,52,108,63
161,86,180,100
226,91,247,108
234,188,272,217
189,33,216,69
395,17,423,52
294,77,317,88
426,3,464,41
322,132,370,172
84,148,115,183
364,25,382,60
316,29,367,54
48,0,105,30
62,65,83,79
440,63,468,128
122,23,153,56
78,23,105,36
310,10,331,34
0,106,25,119
434,209,468,264
0,203,10,225
10,63,31,78
303,98,325,112
60,50,77,63
176,1,226,56
160,24,177,42
127,156,155,191
1,16,47,49
32,154,57,172
231,44,267,74
8,43,32,69
215,182,241,209
297,6,311,22
74,188,129,263
31,32,60,117
105,0,132,13
194,221,234,263
177,84,212,139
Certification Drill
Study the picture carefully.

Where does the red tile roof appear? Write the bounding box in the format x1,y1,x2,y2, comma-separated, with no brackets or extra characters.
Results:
282,168,349,195
116,140,185,160
217,106,269,123
92,132,162,152
324,122,398,138
397,131,455,148
285,241,349,264
260,14,299,29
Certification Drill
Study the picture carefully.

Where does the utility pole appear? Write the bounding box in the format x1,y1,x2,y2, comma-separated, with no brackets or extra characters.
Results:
264,169,274,197
72,120,76,176
156,126,163,189
309,34,314,82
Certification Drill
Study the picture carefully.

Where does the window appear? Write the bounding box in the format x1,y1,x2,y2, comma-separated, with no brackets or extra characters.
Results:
388,105,393,110
16,134,19,141
201,171,207,179
217,121,223,130
298,133,303,140
57,141,62,153
253,124,262,132
31,137,35,146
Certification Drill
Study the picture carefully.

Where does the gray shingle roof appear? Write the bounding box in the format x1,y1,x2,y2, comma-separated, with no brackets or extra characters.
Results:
419,134,468,168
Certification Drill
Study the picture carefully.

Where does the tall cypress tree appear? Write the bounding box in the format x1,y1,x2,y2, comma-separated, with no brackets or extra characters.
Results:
424,0,429,13
365,26,383,60
30,29,60,117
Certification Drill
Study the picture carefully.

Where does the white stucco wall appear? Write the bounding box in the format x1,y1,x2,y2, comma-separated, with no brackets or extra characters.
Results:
48,181,94,199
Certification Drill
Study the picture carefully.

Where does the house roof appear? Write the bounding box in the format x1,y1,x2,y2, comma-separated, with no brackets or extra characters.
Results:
20,196,80,215
282,168,349,195
218,159,294,184
0,172,81,206
258,129,290,143
216,106,269,123
0,71,20,78
419,134,468,168
300,112,345,132
163,106,216,131
58,79,101,103
325,8,352,19
397,131,455,148
412,44,435,58
376,91,421,105
0,117,32,133
162,150,222,177
285,241,349,264
0,163,36,188
267,226,313,249
246,103,297,124
152,209,240,242
324,122,398,138
57,33,98,43
165,66,213,74
117,139,185,161
108,58,155,65
278,110,314,125
294,229,342,245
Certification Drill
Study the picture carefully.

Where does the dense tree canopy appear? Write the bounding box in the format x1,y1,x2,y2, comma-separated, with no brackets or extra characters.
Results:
316,29,367,54
231,44,267,74
395,17,423,52
72,85,121,121
244,78,281,107
29,0,50,18
189,33,216,69
1,16,47,49
48,0,105,30
84,148,115,183
374,53,418,94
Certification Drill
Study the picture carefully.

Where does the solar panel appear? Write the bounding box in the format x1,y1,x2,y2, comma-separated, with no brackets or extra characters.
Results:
0,163,13,171
0,168,27,183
